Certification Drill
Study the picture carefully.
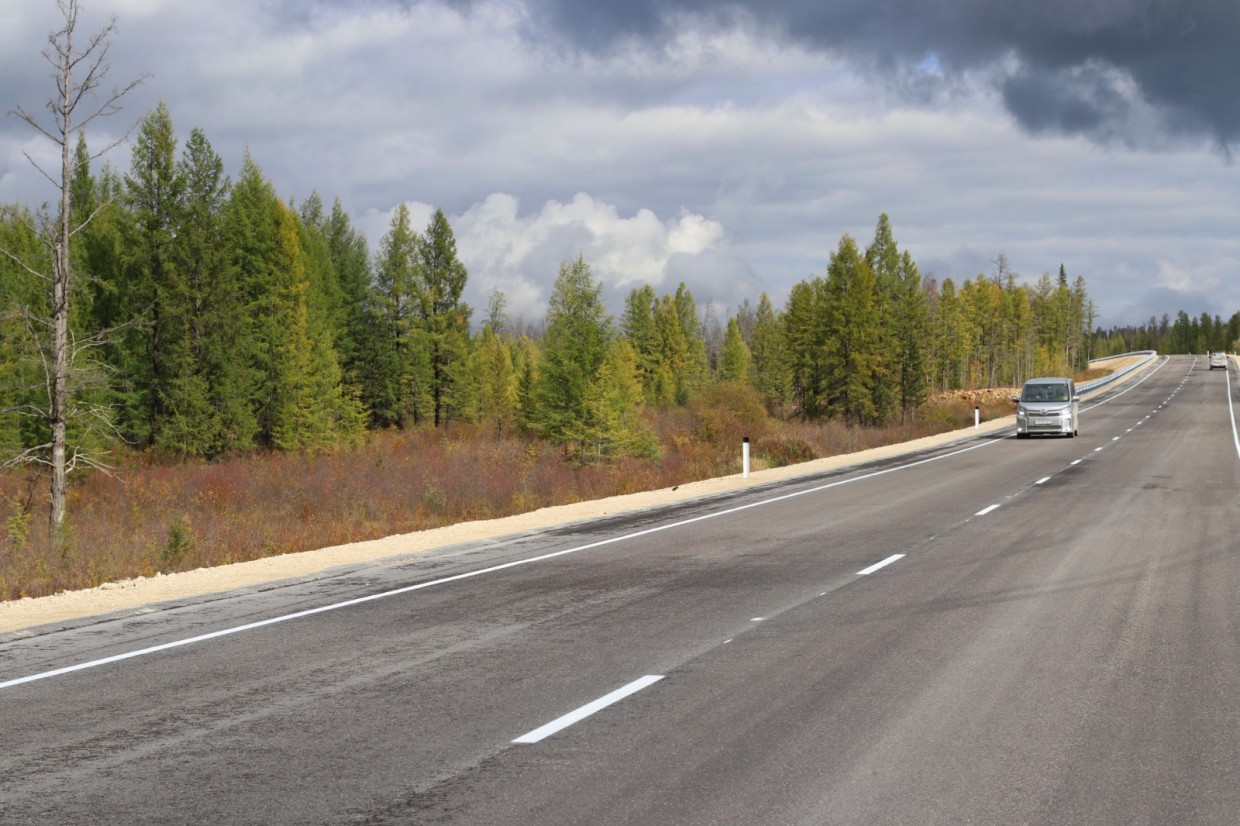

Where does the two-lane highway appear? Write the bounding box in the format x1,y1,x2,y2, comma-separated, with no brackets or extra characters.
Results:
2,355,1236,824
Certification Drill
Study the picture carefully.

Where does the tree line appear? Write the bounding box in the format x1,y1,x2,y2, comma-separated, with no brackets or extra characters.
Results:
1091,310,1240,357
2,104,1107,475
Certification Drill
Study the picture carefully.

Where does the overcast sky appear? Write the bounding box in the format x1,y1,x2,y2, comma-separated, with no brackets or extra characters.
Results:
3,0,1240,329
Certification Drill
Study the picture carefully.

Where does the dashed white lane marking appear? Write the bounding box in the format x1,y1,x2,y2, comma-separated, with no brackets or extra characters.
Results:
1035,477,1052,485
513,675,664,744
3,434,1009,691
975,504,1001,516
1071,460,1082,465
856,554,906,576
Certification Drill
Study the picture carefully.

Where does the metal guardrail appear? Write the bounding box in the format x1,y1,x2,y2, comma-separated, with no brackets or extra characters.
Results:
1078,350,1159,395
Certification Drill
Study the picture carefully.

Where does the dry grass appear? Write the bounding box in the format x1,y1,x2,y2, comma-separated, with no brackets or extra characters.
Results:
0,390,1013,601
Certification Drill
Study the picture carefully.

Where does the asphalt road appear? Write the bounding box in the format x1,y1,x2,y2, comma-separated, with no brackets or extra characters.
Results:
2,354,1237,825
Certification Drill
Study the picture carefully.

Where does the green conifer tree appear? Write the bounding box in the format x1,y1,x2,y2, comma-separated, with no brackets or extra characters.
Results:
369,204,423,427
748,292,789,404
823,234,882,425
719,316,751,384
119,102,182,446
532,255,611,444
783,277,828,417
415,209,472,427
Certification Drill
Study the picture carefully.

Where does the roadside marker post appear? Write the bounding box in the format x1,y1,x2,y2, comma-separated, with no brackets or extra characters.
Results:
742,436,750,478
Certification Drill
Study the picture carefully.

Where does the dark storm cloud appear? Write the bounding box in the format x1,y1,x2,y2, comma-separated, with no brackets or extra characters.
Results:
527,0,1240,147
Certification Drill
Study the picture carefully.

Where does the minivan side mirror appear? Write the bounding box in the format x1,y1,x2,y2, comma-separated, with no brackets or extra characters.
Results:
1011,396,1021,404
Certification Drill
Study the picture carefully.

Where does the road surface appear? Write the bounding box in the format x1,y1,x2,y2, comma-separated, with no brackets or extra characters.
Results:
1,354,1236,824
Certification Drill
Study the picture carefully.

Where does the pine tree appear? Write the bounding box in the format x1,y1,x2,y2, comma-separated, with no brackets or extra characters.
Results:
119,101,182,446
157,127,247,457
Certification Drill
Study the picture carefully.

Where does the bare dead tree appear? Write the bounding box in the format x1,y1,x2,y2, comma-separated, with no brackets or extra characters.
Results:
2,0,146,538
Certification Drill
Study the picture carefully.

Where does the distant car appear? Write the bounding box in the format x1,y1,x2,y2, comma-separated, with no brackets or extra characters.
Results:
1013,377,1079,438
1209,351,1227,370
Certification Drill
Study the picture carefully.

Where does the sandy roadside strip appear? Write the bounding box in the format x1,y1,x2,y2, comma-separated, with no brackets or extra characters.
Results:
0,355,1155,633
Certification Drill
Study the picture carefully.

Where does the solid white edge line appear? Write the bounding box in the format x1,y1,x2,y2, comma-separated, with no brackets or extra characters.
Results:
512,675,664,744
975,504,1001,516
7,358,1178,692
856,554,905,576
3,434,1008,691
1227,363,1240,461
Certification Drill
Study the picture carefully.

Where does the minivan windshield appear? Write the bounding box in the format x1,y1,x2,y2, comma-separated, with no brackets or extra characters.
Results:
1021,383,1070,403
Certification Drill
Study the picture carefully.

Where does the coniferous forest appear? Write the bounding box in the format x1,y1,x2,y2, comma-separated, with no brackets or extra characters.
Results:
3,100,1238,597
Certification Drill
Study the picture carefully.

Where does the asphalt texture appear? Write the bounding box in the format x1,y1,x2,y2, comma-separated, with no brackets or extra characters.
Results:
1,354,1237,825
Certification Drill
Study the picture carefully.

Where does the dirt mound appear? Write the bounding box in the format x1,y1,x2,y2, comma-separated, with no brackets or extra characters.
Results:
931,387,1019,407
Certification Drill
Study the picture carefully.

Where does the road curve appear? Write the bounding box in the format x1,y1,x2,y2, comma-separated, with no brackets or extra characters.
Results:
1,354,1237,824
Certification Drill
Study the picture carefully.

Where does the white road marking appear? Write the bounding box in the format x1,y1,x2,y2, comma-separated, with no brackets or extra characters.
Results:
1071,460,1082,465
2,434,1008,691
856,554,905,575
1035,477,1052,485
1226,362,1240,461
512,675,664,744
975,504,1001,516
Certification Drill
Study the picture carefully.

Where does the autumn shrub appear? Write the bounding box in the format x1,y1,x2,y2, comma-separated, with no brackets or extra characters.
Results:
688,382,772,448
0,387,1027,601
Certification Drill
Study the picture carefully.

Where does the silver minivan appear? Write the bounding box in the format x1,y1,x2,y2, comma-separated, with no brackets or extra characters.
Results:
1013,377,1079,438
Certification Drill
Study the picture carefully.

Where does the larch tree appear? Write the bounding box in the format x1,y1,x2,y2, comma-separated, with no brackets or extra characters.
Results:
864,214,901,423
782,277,828,417
719,316,751,384
747,292,788,403
1,0,146,536
891,251,929,421
822,234,881,425
621,284,661,405
532,255,611,445
415,209,471,427
369,203,423,427
472,322,519,437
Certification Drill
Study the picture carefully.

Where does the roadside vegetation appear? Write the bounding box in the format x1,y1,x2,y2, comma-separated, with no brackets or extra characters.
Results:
0,389,1013,600
2,18,1234,602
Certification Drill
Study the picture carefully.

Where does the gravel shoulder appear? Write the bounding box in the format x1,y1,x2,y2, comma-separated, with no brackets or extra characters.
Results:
0,355,1154,633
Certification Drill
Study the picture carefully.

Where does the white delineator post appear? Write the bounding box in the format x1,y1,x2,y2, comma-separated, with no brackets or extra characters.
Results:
742,436,750,478
975,406,980,429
